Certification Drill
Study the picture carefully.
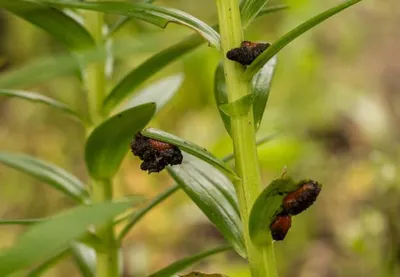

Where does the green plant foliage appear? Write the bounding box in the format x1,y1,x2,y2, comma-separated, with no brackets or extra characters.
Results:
0,35,161,89
214,56,277,134
248,178,298,245
142,128,238,180
38,0,221,49
0,152,89,203
0,0,94,50
27,249,69,277
0,89,85,123
167,154,245,257
244,0,364,80
103,33,202,113
118,184,180,240
117,74,184,114
0,201,135,276
85,103,156,180
240,0,270,29
149,245,231,277
219,94,254,117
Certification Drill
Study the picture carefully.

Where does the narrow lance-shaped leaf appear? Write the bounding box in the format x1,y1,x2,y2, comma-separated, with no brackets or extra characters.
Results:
118,184,180,240
0,201,136,276
0,35,164,89
85,103,156,180
167,154,246,257
0,152,89,203
0,0,94,50
248,178,298,245
244,0,364,80
252,55,277,130
257,4,289,17
214,56,277,133
0,89,85,123
27,249,70,277
116,74,184,114
240,0,270,29
149,245,231,277
39,0,220,49
141,128,238,180
103,34,203,113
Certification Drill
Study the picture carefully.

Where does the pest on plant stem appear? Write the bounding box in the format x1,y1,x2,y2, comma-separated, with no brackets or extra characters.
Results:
270,213,292,241
282,180,322,216
130,133,183,173
226,41,270,66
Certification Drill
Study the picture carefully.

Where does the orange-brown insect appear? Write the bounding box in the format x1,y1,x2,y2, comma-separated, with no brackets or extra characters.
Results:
283,180,321,215
270,213,291,241
148,139,175,151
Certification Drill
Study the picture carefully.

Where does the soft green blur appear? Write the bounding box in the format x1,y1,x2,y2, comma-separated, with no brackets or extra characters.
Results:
1,0,399,276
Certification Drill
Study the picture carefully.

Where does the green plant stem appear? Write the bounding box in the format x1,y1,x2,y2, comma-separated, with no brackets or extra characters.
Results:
91,179,119,277
84,8,119,277
215,1,277,277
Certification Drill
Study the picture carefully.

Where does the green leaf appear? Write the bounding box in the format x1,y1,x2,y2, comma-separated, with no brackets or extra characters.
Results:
0,0,94,50
38,0,220,49
0,219,44,226
214,57,277,133
103,34,203,113
118,184,179,240
0,89,85,123
71,243,95,277
0,35,162,89
149,245,231,277
116,74,183,114
141,128,238,180
167,155,246,257
0,201,134,276
248,178,298,245
252,55,277,130
27,249,70,277
219,94,254,117
0,152,89,203
244,0,364,80
258,4,289,17
240,0,270,29
214,63,231,135
85,103,156,180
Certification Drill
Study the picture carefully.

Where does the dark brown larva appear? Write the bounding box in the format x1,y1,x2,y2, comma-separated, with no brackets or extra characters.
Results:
130,133,183,173
282,180,322,215
270,213,292,241
226,41,270,66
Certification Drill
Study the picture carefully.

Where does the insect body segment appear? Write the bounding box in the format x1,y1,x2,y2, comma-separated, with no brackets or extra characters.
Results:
226,41,270,66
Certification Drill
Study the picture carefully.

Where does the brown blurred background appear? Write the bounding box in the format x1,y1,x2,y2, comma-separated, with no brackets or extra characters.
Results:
1,0,400,276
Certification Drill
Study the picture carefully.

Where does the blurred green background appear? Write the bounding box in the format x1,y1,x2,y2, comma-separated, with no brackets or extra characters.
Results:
1,0,399,276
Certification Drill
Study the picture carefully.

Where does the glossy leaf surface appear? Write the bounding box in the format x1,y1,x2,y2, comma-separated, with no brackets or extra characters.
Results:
0,89,84,123
85,103,155,180
0,201,134,275
0,152,88,203
0,0,94,50
39,0,220,49
167,154,245,257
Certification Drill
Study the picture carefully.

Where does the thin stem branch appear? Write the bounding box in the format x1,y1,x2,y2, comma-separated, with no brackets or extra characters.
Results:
215,0,277,276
